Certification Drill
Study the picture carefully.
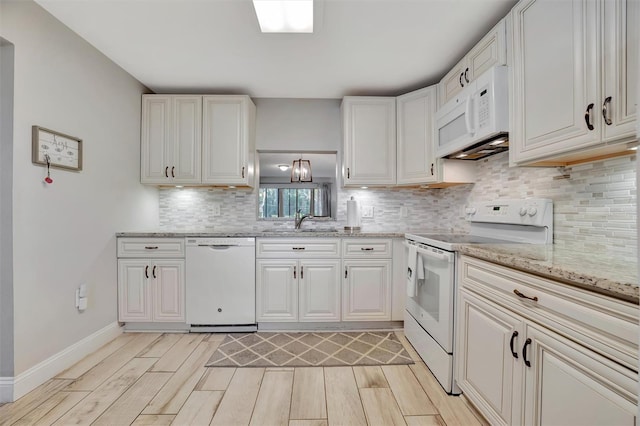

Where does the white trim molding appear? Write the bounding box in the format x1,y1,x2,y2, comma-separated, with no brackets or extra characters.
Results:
11,322,122,401
0,377,13,403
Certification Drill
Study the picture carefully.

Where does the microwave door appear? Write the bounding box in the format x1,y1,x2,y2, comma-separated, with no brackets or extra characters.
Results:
435,95,475,158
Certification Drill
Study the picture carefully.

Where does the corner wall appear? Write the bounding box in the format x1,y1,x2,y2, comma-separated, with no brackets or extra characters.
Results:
0,0,159,385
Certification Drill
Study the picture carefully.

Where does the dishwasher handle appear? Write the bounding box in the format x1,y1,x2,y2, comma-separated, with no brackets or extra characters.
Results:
198,244,239,250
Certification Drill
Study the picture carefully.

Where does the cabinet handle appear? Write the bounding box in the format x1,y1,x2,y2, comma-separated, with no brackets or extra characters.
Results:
513,289,539,302
464,67,469,83
152,265,156,279
293,266,297,279
430,163,434,176
360,247,374,251
602,96,612,125
347,168,350,179
242,166,245,178
144,265,149,279
165,166,169,178
345,268,348,279
171,166,175,178
144,246,159,250
459,73,465,87
522,338,532,367
584,103,595,131
292,247,306,251
509,331,519,358
300,266,304,279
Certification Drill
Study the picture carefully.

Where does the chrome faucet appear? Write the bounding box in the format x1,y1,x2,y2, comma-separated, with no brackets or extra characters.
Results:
294,209,313,230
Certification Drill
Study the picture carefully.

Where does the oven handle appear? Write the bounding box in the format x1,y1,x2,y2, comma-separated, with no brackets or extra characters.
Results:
404,242,453,263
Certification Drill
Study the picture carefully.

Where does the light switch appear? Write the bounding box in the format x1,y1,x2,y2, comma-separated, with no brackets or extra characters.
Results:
362,205,374,218
212,203,221,216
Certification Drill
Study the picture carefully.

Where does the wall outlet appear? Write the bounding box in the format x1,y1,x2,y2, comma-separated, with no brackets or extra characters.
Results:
400,206,408,218
212,203,221,216
361,205,374,218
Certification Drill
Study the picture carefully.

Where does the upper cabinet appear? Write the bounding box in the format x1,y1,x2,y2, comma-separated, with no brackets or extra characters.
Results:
342,97,397,186
202,95,256,186
141,95,202,184
438,19,507,107
140,94,255,187
396,86,438,185
510,0,638,166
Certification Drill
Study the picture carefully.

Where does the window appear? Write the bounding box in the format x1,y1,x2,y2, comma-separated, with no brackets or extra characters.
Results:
258,186,331,218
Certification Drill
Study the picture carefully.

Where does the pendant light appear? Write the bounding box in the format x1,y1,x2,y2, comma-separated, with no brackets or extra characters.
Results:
291,157,312,182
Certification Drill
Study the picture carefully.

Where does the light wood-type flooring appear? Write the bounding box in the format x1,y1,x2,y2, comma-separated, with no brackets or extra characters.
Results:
0,331,487,426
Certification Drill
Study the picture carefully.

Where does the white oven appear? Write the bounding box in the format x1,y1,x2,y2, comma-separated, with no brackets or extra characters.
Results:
404,198,553,395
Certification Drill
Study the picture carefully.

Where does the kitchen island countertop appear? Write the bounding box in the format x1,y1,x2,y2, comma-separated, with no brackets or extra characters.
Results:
457,244,639,304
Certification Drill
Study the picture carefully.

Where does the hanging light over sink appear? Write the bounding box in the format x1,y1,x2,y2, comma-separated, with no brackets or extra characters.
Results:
291,158,312,182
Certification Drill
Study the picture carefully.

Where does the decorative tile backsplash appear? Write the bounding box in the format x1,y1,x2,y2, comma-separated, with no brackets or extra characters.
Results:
160,152,637,260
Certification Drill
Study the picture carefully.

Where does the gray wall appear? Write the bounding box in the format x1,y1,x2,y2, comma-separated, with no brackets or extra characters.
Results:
0,39,15,379
1,0,159,376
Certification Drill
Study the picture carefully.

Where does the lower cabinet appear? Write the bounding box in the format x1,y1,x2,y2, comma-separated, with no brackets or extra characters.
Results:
342,260,392,321
117,259,185,322
456,256,638,426
256,259,340,322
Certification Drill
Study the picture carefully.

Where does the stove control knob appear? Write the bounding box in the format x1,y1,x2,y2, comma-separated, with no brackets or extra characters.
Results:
465,207,476,215
527,207,538,217
519,207,527,216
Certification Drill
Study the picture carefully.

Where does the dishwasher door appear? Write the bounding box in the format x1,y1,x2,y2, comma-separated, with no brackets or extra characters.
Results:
186,238,256,326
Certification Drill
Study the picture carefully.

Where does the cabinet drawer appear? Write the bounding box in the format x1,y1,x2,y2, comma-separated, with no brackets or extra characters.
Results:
256,238,340,258
342,239,392,258
117,238,185,258
459,256,639,371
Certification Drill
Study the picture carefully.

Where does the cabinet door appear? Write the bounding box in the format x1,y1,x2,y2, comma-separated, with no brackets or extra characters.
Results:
342,260,391,321
118,260,152,322
299,260,341,322
601,0,638,142
438,59,467,107
523,324,637,426
510,0,600,164
141,96,171,184
153,260,185,322
171,96,202,184
456,290,524,426
466,19,506,83
396,86,438,185
202,95,255,186
256,260,298,322
342,97,396,186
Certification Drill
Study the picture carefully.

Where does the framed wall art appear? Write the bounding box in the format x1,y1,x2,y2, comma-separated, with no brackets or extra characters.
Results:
32,125,83,171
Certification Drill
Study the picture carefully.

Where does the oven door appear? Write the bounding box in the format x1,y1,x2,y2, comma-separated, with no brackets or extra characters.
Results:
406,244,455,353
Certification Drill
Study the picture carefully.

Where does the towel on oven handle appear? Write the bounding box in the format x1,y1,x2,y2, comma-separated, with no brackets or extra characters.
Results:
406,243,418,298
417,252,425,281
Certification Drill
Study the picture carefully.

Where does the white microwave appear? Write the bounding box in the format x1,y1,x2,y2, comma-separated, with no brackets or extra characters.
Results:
435,66,509,160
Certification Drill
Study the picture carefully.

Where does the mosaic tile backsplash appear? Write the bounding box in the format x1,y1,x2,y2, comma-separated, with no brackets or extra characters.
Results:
159,152,637,261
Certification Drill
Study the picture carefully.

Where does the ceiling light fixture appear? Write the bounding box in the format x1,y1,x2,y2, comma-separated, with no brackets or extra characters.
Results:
253,0,313,33
277,164,290,171
291,158,312,182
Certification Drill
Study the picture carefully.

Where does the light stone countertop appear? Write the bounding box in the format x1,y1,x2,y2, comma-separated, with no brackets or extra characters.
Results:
116,229,407,238
457,244,639,304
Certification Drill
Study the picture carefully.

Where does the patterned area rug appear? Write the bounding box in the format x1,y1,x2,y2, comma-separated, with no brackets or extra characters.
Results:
205,331,414,367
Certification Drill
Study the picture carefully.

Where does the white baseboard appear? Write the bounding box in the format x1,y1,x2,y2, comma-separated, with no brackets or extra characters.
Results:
12,322,122,401
0,377,13,403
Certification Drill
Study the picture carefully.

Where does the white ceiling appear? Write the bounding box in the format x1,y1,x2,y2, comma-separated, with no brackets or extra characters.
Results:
35,0,517,99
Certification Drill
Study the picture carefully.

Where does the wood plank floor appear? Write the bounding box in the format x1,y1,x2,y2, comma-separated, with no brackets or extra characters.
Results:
0,331,487,426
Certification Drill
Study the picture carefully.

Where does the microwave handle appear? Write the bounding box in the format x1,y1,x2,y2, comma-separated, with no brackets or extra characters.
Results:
464,95,474,135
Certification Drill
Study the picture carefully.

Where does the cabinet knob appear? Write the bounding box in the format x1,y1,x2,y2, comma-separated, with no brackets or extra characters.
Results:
509,331,519,358
584,103,595,131
171,166,175,178
464,67,469,83
152,265,156,279
602,96,612,126
242,166,245,178
144,265,149,279
522,338,532,367
165,166,169,178
459,73,465,87
293,266,297,279
347,168,350,179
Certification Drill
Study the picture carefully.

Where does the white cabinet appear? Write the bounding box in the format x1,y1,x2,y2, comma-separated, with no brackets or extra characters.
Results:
202,95,256,187
256,239,341,323
342,259,392,321
456,256,638,425
396,86,438,185
510,0,638,165
342,239,393,321
438,19,506,106
117,238,185,323
342,97,396,186
117,259,185,323
141,95,202,184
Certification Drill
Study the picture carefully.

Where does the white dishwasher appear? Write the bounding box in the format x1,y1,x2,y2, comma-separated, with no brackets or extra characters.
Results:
186,237,256,332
